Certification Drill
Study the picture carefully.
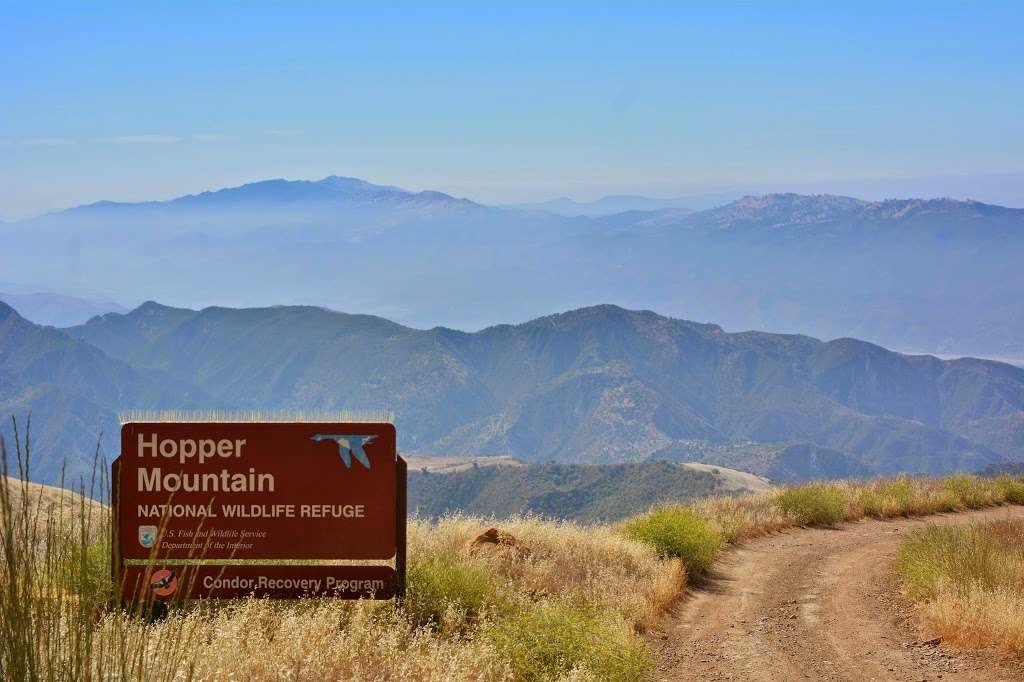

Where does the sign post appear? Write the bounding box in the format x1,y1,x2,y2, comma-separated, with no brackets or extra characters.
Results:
112,419,404,603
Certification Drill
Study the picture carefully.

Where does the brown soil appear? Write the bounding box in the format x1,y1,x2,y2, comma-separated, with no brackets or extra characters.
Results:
655,507,1024,681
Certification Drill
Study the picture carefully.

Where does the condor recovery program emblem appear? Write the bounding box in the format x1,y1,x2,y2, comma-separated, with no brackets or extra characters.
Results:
150,569,178,599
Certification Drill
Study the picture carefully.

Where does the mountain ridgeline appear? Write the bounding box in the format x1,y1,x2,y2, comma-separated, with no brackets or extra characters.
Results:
1,299,1020,485
407,461,760,522
3,177,1023,359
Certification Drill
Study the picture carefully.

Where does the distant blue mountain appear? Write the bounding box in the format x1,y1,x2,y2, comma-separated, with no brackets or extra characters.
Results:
71,175,480,212
2,178,1023,359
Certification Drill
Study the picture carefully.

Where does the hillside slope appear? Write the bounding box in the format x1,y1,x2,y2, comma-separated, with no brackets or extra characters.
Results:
0,301,204,483
408,461,768,522
63,302,1021,479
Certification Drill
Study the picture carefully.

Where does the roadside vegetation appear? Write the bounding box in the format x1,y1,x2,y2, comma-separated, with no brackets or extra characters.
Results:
898,519,1024,657
2,423,1024,680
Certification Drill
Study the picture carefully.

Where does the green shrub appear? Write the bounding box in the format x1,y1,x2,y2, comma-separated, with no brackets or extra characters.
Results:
994,475,1024,505
774,484,847,527
879,478,915,514
858,490,884,518
405,553,504,628
486,600,649,681
943,474,990,509
619,505,724,576
859,478,917,518
925,487,961,514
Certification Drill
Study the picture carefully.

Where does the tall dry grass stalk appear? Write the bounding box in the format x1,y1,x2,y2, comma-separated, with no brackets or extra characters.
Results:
0,419,203,681
919,585,1024,655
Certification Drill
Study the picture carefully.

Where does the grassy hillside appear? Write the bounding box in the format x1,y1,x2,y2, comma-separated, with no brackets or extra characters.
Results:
408,461,767,522
649,440,873,482
407,458,770,518
1,474,104,527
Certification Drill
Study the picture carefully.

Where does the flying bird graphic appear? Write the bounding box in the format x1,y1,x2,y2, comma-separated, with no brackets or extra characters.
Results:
310,434,377,469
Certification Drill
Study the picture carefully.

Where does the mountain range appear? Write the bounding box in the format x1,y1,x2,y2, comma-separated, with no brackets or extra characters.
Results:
1,298,1021,486
0,301,203,483
2,176,1022,359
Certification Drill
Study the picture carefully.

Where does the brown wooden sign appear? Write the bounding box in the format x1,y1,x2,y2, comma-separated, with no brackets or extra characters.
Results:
112,420,406,603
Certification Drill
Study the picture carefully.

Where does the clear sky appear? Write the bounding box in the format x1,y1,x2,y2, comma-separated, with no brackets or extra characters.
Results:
2,1,1023,218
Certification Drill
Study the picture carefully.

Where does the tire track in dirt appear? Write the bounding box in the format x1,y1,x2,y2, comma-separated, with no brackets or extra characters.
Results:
655,506,1024,681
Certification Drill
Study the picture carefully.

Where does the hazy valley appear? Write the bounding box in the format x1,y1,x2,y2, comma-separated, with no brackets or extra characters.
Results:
3,177,1023,361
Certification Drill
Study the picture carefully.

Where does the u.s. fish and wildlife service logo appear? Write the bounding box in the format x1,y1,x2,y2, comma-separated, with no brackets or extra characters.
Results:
139,525,158,549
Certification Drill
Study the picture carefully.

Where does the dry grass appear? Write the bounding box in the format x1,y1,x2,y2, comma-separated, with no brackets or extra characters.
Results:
408,515,683,632
897,520,1024,657
0,425,674,681
917,585,1024,656
3,417,1024,680
90,601,512,681
692,474,1019,542
2,475,105,528
688,491,792,543
0,493,669,680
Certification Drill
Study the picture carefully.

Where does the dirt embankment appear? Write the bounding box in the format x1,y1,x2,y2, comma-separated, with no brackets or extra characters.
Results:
656,506,1024,682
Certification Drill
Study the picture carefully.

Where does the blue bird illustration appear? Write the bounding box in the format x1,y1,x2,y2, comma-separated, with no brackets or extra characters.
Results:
310,434,377,469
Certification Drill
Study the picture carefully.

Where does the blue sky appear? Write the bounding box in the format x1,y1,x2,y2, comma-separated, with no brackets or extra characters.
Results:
2,1,1023,218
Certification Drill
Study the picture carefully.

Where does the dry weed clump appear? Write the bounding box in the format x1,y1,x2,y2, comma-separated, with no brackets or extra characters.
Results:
137,600,512,681
918,585,1024,656
897,520,1024,657
407,514,683,632
687,492,791,543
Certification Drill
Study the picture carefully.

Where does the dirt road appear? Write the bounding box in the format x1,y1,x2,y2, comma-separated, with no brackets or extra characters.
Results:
655,506,1024,681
